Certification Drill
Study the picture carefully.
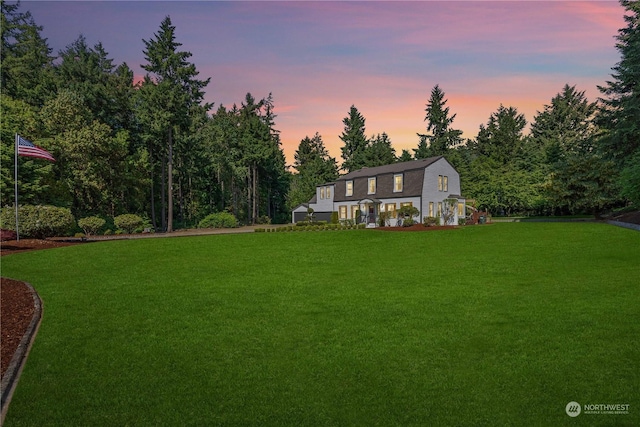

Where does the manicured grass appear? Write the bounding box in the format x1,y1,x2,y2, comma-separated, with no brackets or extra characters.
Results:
2,223,639,426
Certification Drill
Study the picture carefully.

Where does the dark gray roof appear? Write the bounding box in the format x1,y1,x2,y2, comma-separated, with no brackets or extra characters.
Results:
337,156,444,181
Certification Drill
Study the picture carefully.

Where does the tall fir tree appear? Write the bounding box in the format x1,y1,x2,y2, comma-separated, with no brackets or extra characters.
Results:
597,0,640,206
289,132,338,210
415,85,462,158
340,105,368,172
140,16,210,231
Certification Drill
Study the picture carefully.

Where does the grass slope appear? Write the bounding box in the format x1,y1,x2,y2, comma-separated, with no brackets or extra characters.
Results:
2,223,639,426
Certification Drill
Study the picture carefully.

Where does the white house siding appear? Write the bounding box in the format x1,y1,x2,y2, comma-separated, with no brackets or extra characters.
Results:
378,196,421,226
314,184,335,213
421,157,463,225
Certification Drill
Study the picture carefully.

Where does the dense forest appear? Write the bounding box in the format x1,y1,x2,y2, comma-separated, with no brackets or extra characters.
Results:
1,1,638,232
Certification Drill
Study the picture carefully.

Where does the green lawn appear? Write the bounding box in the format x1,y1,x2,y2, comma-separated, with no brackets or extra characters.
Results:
2,223,639,426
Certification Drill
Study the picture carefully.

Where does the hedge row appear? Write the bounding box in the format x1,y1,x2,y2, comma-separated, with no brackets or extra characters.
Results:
0,205,150,238
255,223,367,233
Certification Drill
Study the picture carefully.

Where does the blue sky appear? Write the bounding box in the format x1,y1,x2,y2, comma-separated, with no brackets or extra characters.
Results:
24,1,625,163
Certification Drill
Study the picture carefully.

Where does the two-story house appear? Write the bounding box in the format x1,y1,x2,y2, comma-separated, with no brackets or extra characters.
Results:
292,156,465,226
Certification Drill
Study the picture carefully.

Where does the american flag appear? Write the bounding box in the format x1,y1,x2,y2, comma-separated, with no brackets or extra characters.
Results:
17,136,55,162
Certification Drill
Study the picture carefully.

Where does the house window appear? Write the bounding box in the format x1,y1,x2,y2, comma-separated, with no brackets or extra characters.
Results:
394,174,403,192
339,205,347,219
400,202,413,208
326,186,331,199
438,202,442,216
385,203,396,218
429,202,434,217
351,205,359,219
458,202,464,217
438,175,443,191
368,177,376,194
346,180,353,197
443,176,448,192
320,187,325,199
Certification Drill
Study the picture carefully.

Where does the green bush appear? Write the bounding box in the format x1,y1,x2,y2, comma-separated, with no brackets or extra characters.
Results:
331,211,339,224
254,228,266,233
296,221,309,226
403,218,415,227
114,214,144,234
78,216,106,236
198,212,238,229
0,205,76,238
74,232,86,238
256,215,271,225
104,229,113,235
423,216,437,227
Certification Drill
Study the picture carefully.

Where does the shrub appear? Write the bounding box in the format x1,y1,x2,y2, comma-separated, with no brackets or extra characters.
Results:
103,229,112,235
0,205,75,238
74,232,85,238
198,212,238,229
403,218,415,227
423,216,437,227
78,216,106,236
256,215,271,225
114,214,144,234
331,211,339,224
458,217,466,226
296,221,309,227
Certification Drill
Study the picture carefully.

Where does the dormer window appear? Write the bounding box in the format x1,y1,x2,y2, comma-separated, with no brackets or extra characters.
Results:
320,187,326,199
326,186,331,199
394,174,403,192
346,180,353,197
368,177,376,194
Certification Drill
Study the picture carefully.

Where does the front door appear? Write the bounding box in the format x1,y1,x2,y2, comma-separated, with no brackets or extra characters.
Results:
368,205,376,224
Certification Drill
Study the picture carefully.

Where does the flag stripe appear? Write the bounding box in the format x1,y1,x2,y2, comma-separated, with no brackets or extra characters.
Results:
17,136,55,162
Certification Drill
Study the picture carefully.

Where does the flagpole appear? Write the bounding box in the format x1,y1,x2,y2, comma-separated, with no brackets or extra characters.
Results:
14,134,20,241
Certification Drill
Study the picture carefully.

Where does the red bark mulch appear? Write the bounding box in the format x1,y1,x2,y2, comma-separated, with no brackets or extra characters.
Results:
376,224,461,232
0,238,81,256
0,278,36,379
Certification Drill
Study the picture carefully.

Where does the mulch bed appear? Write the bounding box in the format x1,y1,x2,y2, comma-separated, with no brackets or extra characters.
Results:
1,238,82,256
376,224,461,231
0,278,36,379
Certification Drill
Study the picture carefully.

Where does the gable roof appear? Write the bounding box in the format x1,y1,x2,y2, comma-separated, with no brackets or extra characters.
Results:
337,156,444,181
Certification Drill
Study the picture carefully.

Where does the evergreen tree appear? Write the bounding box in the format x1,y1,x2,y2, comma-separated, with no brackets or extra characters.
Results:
415,85,462,158
289,132,338,210
597,0,640,206
531,85,615,214
140,16,211,231
1,1,54,106
398,149,413,162
365,133,396,167
340,105,368,172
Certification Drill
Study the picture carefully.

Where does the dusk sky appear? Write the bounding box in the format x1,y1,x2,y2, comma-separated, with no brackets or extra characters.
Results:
24,1,625,165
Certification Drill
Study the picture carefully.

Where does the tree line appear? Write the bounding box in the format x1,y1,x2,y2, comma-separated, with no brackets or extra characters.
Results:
290,0,639,217
1,1,638,231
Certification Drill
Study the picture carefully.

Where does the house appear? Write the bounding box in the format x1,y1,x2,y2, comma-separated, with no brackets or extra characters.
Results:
291,156,465,226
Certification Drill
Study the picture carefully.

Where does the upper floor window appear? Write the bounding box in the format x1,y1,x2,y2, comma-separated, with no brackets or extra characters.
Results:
438,175,449,192
346,180,353,197
320,187,326,199
326,186,331,199
368,177,376,194
394,174,403,192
